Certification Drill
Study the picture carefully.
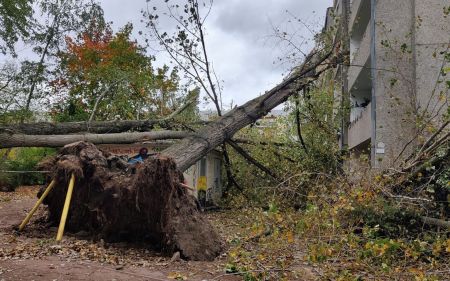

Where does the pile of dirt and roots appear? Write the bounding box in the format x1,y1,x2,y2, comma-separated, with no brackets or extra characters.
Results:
36,141,223,261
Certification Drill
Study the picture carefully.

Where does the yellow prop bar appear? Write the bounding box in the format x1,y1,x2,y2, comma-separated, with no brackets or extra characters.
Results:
56,173,75,241
19,179,56,231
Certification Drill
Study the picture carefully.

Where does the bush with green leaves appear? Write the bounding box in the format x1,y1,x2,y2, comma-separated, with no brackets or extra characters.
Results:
225,73,341,208
0,147,56,189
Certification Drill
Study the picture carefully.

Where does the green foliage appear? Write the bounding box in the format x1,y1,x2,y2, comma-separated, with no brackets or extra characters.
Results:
0,148,56,188
0,1,107,122
0,0,198,123
226,71,340,207
52,98,90,122
0,0,33,55
0,62,31,122
348,203,423,238
217,174,450,280
55,23,151,120
53,22,191,122
220,206,300,280
0,109,32,124
435,166,450,192
292,176,450,279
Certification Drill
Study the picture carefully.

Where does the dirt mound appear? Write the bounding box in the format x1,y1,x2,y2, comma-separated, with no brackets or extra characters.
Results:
38,141,223,261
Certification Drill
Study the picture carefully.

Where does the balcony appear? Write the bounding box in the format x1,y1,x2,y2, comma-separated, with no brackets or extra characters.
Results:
350,0,362,29
348,102,371,149
349,0,371,34
348,22,371,90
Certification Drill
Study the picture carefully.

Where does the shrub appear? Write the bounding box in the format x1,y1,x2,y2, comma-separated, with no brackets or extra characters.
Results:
0,147,56,189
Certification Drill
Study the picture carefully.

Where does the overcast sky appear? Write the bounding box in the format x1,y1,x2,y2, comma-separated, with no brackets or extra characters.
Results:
100,0,330,109
3,0,331,110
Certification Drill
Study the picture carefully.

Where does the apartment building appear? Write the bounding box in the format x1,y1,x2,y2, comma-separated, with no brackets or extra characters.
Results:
330,0,450,168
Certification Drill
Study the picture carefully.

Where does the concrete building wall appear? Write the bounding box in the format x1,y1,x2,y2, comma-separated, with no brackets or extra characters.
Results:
348,23,371,91
372,0,450,168
346,0,372,162
340,0,449,169
414,0,450,127
372,0,417,167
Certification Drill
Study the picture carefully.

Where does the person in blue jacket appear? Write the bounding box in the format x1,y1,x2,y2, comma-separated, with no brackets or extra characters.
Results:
128,147,150,164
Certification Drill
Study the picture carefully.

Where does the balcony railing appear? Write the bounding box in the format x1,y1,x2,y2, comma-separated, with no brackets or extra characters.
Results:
348,102,371,149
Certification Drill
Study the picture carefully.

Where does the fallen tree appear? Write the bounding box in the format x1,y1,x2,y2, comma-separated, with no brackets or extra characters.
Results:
0,97,204,135
39,142,223,261
163,49,337,171
0,119,208,135
19,48,337,262
0,130,190,148
0,119,166,135
1,49,337,167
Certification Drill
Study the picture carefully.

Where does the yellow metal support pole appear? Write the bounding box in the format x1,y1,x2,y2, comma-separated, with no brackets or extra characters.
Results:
56,173,75,241
19,179,56,231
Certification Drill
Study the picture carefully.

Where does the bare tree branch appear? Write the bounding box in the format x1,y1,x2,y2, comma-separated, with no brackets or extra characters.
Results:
227,139,280,181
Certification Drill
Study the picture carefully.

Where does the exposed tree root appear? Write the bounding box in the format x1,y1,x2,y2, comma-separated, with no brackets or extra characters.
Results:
38,141,223,261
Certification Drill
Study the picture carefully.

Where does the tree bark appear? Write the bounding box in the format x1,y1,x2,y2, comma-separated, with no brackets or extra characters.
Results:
227,139,280,181
0,120,157,135
0,131,190,148
2,98,203,135
163,50,336,171
295,91,308,151
0,119,209,135
421,216,450,229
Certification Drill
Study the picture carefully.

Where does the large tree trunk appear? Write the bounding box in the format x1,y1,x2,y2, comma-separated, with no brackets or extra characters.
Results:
0,119,193,135
164,50,335,171
0,131,190,148
3,98,200,135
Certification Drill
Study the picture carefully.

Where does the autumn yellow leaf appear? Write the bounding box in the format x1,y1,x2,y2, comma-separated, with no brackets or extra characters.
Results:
167,272,187,280
286,231,294,243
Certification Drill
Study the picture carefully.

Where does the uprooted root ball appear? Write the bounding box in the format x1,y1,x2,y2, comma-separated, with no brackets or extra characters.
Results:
38,141,223,261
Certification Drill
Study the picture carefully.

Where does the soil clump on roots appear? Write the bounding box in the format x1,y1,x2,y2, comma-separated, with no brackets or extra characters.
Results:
37,141,223,261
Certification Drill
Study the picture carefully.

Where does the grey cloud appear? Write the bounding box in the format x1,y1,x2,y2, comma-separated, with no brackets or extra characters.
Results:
68,0,333,106
3,0,330,108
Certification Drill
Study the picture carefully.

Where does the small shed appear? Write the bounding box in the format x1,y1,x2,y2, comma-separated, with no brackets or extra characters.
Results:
183,150,223,206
